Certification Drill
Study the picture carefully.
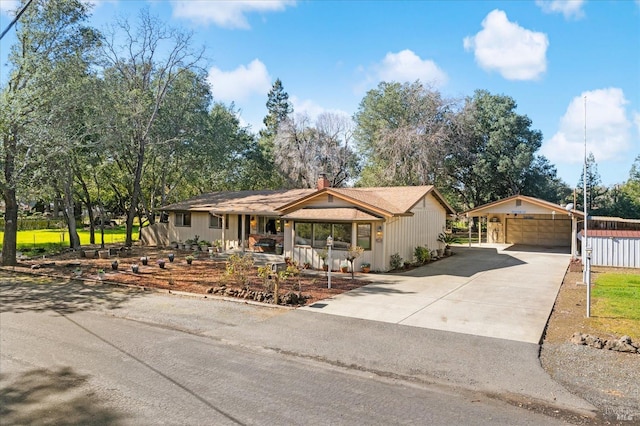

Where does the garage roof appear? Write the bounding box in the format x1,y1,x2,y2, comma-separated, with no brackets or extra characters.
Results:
464,194,584,217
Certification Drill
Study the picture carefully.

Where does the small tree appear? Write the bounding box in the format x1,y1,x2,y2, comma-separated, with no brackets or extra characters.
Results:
225,253,254,289
345,245,364,279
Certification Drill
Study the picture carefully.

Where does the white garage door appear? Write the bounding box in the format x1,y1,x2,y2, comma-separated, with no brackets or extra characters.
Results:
506,218,571,246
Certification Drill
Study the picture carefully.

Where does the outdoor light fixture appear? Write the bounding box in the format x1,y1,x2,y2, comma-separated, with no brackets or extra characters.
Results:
376,225,383,242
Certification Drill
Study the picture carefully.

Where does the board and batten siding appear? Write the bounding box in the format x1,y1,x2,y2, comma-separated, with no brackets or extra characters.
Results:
590,236,640,268
384,194,446,269
167,211,239,248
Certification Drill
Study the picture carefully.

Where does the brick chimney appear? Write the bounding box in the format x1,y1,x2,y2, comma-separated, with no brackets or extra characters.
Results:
317,174,330,190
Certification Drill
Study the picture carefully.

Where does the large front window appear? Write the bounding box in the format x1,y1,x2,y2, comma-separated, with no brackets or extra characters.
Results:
294,222,352,249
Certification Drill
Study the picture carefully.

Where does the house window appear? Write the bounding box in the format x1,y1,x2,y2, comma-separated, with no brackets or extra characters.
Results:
313,223,331,248
294,222,353,249
357,224,371,250
175,212,191,227
332,223,352,249
516,200,522,207
295,222,312,245
209,214,229,229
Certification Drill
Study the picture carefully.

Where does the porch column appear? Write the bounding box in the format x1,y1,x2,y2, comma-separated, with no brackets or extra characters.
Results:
467,214,472,247
479,216,482,246
571,214,577,259
241,214,246,252
221,214,226,251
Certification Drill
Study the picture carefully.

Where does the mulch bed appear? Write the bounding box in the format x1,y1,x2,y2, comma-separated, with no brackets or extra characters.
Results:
12,246,371,306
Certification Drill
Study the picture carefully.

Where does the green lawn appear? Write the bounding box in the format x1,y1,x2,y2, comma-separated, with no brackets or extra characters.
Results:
592,272,640,339
0,227,139,253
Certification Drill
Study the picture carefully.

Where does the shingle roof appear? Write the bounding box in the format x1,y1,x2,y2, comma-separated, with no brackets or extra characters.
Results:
281,208,381,221
464,194,583,216
161,189,315,215
279,185,455,216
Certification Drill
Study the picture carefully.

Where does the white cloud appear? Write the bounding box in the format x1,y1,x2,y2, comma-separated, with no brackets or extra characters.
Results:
536,0,585,19
356,49,448,93
0,0,19,14
207,59,271,102
463,9,548,81
541,88,634,164
377,49,448,86
290,96,350,121
171,0,295,29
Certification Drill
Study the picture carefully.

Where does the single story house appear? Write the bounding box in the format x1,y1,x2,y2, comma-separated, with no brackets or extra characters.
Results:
153,176,455,272
464,195,584,255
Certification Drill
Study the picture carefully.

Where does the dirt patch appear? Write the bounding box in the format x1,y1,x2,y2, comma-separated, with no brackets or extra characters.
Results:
541,266,640,423
543,267,640,343
13,246,370,306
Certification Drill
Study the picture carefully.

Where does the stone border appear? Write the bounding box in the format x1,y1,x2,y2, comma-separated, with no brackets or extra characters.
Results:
570,332,639,354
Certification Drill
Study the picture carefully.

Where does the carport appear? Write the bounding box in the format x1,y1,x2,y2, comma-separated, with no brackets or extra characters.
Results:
464,195,583,256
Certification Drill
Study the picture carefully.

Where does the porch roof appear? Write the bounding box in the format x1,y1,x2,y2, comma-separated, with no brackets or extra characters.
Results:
281,208,381,221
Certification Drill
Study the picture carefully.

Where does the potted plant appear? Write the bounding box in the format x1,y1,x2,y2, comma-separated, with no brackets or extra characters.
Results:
340,261,349,273
157,259,166,269
186,255,194,265
74,267,82,277
360,262,371,273
111,260,119,270
131,264,139,273
168,253,175,262
438,232,459,256
97,269,105,280
140,256,148,266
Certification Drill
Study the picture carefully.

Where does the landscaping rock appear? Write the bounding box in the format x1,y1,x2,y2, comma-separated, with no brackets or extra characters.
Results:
571,332,639,354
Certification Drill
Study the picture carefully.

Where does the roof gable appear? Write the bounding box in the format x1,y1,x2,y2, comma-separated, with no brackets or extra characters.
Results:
279,185,455,216
464,195,583,217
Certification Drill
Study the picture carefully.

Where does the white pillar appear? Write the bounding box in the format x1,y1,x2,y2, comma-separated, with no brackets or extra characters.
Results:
241,215,246,252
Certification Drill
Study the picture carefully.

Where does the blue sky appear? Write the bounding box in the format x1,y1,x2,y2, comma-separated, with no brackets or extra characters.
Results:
2,0,639,187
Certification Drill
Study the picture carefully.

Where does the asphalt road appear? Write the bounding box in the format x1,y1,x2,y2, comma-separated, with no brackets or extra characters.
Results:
0,273,594,425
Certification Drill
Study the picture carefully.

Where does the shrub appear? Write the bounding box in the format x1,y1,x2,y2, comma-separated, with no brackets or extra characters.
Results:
390,253,403,270
414,246,431,264
225,253,254,288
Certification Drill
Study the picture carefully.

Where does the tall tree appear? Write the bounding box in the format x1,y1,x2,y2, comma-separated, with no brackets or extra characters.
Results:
0,0,96,264
447,90,544,208
274,112,359,188
99,9,204,246
256,78,293,188
576,152,606,213
353,81,454,187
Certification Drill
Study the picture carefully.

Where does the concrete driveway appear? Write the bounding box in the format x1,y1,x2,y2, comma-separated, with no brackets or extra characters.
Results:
301,245,570,344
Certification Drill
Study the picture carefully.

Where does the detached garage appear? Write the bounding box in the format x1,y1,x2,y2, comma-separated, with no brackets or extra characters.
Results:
465,195,583,254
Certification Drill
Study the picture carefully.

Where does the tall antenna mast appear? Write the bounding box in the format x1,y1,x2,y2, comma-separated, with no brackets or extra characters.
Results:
583,96,591,317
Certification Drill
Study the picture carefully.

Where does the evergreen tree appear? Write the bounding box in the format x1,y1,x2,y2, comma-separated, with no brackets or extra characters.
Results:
256,78,293,188
576,152,607,213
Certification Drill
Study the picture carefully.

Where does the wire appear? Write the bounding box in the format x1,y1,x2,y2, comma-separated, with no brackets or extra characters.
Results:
0,0,35,41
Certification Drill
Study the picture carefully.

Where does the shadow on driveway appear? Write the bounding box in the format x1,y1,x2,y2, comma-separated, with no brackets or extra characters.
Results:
0,271,145,315
396,246,527,278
